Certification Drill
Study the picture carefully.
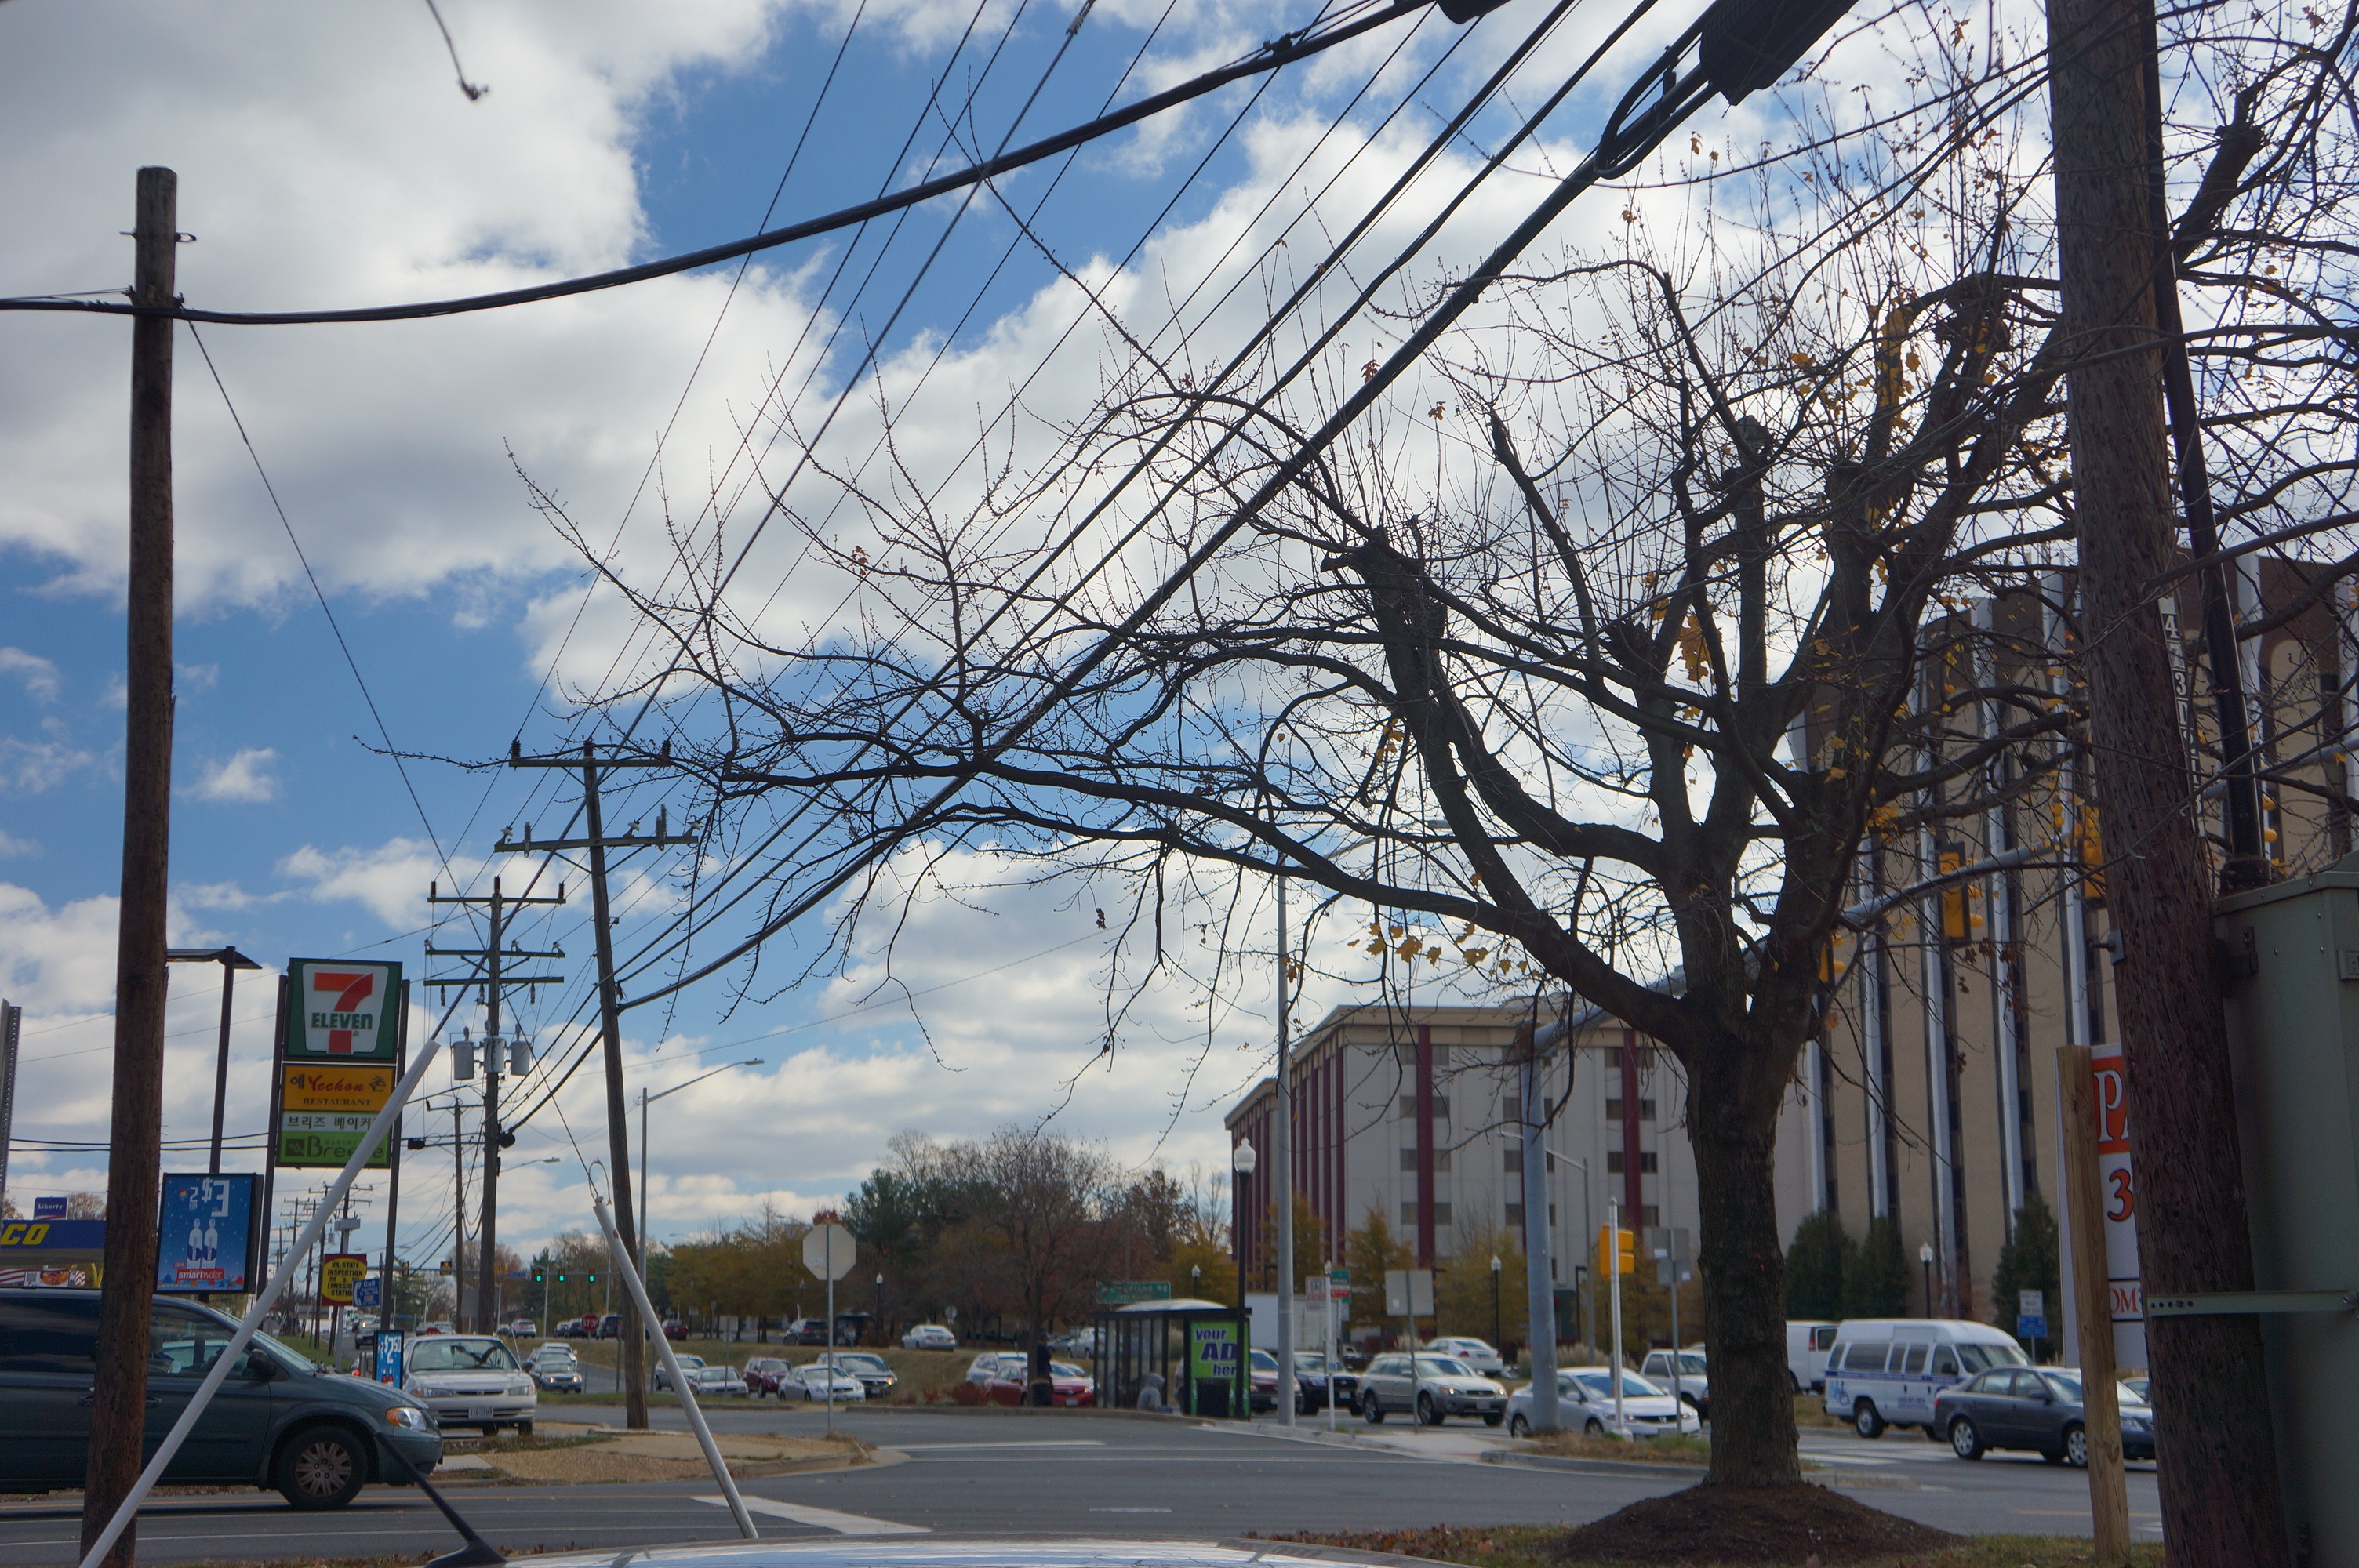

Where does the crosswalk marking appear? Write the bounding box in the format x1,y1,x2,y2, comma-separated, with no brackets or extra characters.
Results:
693,1495,929,1534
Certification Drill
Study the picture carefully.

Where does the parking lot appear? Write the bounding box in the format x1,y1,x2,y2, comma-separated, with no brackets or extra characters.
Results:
0,1406,2161,1564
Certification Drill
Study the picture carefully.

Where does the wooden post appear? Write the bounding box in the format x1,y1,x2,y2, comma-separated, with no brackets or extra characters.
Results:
2059,1045,2131,1562
580,748,649,1430
82,165,179,1568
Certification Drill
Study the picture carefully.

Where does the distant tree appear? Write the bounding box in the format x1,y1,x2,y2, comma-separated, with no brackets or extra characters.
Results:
1784,1212,1854,1323
1846,1218,1910,1318
65,1192,104,1219
1434,1225,1523,1351
961,1127,1122,1341
1344,1209,1414,1346
1990,1194,2062,1360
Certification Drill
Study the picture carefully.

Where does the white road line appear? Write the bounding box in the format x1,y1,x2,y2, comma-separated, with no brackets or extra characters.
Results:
896,1440,1106,1451
695,1495,929,1535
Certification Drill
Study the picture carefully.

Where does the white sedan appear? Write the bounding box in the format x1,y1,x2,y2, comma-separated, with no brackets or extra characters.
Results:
900,1323,958,1350
1423,1337,1507,1377
787,1362,868,1402
1506,1367,1702,1439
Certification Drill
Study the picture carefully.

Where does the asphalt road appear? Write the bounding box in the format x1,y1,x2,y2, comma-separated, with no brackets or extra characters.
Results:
0,1408,2165,1565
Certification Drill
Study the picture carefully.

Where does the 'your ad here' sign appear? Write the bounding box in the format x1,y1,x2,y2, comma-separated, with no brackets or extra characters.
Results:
283,960,400,1061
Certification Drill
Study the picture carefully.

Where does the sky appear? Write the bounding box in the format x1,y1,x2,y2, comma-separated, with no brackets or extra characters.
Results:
0,0,1772,1283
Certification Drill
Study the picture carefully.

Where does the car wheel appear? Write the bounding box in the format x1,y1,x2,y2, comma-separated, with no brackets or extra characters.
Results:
1482,1412,1504,1428
1853,1400,1886,1439
1416,1392,1440,1426
1584,1417,1605,1436
1922,1421,1946,1441
1789,1370,1801,1394
2063,1424,2088,1468
1948,1417,1984,1460
1363,1392,1385,1424
275,1424,365,1511
1509,1414,1531,1439
479,1425,498,1439
518,1421,534,1439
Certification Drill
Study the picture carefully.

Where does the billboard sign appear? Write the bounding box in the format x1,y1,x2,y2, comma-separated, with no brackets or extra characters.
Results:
319,1251,370,1307
33,1197,66,1219
156,1173,261,1293
375,1329,405,1384
283,960,401,1061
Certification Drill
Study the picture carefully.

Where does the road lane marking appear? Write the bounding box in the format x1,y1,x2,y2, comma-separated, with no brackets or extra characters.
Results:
897,1440,1105,1450
1089,1508,1173,1513
696,1495,929,1534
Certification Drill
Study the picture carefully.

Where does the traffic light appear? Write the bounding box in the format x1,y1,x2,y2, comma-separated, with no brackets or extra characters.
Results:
534,1271,545,1283
1594,1225,1635,1278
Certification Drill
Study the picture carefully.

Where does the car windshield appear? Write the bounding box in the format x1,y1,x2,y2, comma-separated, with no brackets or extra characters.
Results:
1050,1362,1088,1378
838,1355,889,1373
674,1356,706,1369
1956,1341,2030,1372
2040,1371,2084,1402
1572,1370,1663,1398
533,1347,575,1364
411,1338,521,1373
694,1367,732,1381
2117,1381,2149,1407
1250,1349,1278,1370
1413,1356,1474,1377
1659,1353,1707,1375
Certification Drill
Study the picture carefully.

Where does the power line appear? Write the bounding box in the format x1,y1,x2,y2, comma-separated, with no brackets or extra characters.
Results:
0,1,1445,328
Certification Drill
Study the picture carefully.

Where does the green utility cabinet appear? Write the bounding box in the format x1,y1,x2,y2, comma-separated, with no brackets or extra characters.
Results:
2217,858,2359,1568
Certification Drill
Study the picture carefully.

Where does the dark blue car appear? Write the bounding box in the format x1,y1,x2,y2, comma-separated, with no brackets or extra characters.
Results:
0,1289,442,1508
1933,1365,2155,1465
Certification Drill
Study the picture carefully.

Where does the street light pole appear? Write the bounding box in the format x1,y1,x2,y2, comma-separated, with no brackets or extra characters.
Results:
1490,1254,1501,1351
1230,1138,1256,1310
1919,1241,1936,1316
165,947,262,1174
636,1059,763,1280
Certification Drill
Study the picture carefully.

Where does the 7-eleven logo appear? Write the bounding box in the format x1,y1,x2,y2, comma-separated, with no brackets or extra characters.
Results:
298,963,388,1056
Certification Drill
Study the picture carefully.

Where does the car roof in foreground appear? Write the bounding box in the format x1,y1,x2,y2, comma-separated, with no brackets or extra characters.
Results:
524,1538,1427,1568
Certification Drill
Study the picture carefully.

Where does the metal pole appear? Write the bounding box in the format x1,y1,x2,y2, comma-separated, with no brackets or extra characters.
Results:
1274,871,1294,1426
1519,1018,1559,1431
208,960,236,1174
1608,1198,1625,1435
453,1094,467,1326
378,987,407,1345
592,1198,758,1539
477,880,503,1334
0,1000,19,1210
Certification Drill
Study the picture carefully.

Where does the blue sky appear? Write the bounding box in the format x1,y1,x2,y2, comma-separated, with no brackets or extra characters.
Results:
0,0,1707,1276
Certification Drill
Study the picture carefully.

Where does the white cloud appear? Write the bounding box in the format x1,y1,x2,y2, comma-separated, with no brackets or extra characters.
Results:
0,829,34,858
189,746,280,804
0,717,100,793
0,648,60,702
277,836,456,926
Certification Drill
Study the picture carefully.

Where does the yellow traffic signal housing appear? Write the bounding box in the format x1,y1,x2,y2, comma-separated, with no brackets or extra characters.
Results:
1594,1225,1636,1277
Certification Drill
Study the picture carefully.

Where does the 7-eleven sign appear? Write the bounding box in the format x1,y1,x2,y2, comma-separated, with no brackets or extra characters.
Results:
284,959,401,1061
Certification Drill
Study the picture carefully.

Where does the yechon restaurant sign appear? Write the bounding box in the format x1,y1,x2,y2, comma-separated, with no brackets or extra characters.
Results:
283,960,400,1062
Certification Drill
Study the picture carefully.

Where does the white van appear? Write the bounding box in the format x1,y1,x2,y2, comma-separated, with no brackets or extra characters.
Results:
1821,1319,2029,1437
1787,1321,1839,1393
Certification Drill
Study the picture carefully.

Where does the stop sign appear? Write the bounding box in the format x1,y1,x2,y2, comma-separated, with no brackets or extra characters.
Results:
802,1222,856,1282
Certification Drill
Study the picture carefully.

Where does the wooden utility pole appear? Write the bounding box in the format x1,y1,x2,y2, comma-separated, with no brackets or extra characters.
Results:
82,166,179,1568
2042,0,2290,1554
427,877,565,1332
2058,1047,2131,1562
504,740,691,1431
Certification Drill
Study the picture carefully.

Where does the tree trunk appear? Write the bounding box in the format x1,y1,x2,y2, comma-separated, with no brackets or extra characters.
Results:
1689,1050,1801,1487
2046,0,2290,1554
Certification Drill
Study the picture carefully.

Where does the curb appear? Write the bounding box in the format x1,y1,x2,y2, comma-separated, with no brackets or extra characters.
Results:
1475,1448,1704,1479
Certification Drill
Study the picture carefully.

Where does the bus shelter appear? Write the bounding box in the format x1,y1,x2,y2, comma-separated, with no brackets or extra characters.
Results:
1092,1298,1249,1417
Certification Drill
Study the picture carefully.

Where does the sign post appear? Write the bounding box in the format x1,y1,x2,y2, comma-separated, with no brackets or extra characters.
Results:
2059,1044,2132,1561
802,1223,856,1435
2017,1289,2048,1345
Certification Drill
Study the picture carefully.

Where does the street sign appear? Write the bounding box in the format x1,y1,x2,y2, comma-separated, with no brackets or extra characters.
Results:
802,1222,856,1282
1383,1269,1434,1317
319,1252,369,1306
1097,1279,1171,1305
283,960,402,1060
353,1276,382,1309
2018,1314,2049,1341
33,1196,66,1220
155,1173,260,1293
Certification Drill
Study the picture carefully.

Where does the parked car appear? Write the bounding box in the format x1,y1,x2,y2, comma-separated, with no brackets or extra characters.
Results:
1423,1337,1507,1377
1638,1348,1710,1417
965,1351,1027,1385
788,1318,837,1346
1291,1351,1359,1415
1506,1367,1703,1439
1787,1321,1839,1392
1357,1352,1507,1426
985,1359,1096,1407
1823,1319,2030,1437
901,1323,958,1350
1049,1327,1099,1357
404,1334,538,1437
744,1356,796,1397
652,1354,707,1392
686,1363,751,1399
1933,1366,2154,1465
528,1344,584,1394
663,1319,689,1341
2122,1375,2150,1403
786,1362,867,1403
1246,1348,1282,1414
0,1289,442,1511
507,1319,539,1338
599,1314,624,1339
418,1320,455,1336
830,1352,899,1400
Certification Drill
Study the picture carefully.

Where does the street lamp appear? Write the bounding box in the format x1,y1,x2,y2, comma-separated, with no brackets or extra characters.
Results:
1230,1138,1257,1305
874,1272,885,1344
1490,1254,1502,1350
637,1059,763,1273
164,946,263,1174
1918,1240,1936,1314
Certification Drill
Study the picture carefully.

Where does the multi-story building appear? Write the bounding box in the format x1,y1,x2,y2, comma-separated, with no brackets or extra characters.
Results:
1229,569,2354,1354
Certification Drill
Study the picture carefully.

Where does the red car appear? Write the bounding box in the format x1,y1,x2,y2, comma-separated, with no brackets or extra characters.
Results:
985,1361,1097,1407
743,1356,795,1396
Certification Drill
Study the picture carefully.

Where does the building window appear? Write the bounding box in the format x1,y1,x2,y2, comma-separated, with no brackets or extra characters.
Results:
1503,1148,1521,1173
1505,1203,1522,1226
1605,1151,1659,1175
1605,1098,1657,1121
1398,1148,1451,1172
1434,1203,1453,1226
1641,1205,1659,1227
1396,1043,1452,1066
1547,1152,1557,1174
1501,1094,1520,1123
1398,1094,1451,1120
1401,1203,1417,1228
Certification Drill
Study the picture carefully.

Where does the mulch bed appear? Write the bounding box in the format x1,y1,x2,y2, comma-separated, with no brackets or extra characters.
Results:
1553,1484,1959,1565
